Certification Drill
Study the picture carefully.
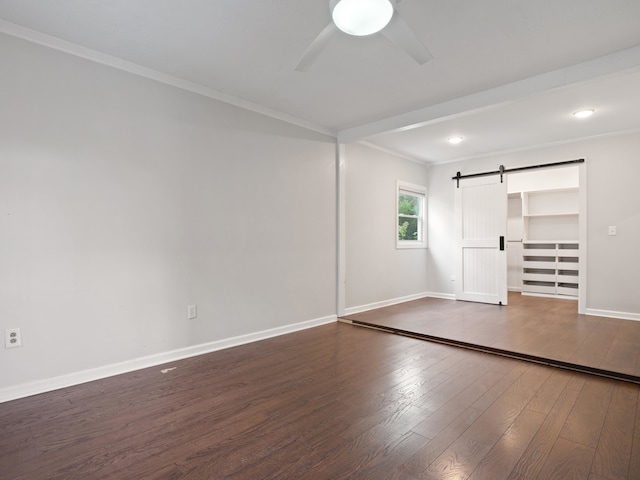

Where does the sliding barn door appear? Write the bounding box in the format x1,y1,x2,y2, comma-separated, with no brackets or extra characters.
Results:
454,175,508,305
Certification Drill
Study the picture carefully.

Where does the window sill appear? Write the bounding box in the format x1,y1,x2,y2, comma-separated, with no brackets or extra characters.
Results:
397,241,428,250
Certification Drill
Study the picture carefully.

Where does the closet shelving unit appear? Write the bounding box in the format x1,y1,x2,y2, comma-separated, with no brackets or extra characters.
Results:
521,188,579,298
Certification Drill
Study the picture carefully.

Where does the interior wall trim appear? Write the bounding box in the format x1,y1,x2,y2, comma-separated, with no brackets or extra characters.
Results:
424,292,457,301
0,19,334,137
0,314,337,404
343,293,428,316
585,309,640,322
343,292,455,316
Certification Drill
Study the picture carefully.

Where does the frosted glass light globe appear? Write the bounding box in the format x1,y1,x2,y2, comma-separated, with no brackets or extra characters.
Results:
332,0,394,36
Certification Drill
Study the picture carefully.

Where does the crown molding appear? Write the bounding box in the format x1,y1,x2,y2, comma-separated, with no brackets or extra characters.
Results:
0,19,335,137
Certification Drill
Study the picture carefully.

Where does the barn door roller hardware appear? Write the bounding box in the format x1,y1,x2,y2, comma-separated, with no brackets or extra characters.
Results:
453,159,584,188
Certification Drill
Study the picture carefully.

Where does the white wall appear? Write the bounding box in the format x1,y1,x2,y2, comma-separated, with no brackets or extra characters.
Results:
425,132,640,317
0,33,337,395
344,143,429,311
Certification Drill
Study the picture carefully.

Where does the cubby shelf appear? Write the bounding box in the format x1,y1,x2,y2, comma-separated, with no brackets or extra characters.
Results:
522,241,579,298
520,188,579,299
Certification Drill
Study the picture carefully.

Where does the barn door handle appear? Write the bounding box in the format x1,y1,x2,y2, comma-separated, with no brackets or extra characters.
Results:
499,236,505,251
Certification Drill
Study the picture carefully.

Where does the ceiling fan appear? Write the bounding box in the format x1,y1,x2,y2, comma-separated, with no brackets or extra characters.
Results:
295,0,432,71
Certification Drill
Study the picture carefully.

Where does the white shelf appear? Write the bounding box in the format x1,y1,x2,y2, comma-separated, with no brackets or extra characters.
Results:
523,284,557,295
523,261,555,270
510,169,581,301
522,240,579,299
522,239,578,244
524,189,578,215
523,273,556,282
523,247,556,256
521,189,579,242
558,261,579,271
523,212,578,217
557,274,579,283
558,286,579,297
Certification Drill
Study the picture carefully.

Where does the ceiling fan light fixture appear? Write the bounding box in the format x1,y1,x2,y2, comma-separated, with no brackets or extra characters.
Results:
573,108,595,119
331,0,394,36
448,136,464,144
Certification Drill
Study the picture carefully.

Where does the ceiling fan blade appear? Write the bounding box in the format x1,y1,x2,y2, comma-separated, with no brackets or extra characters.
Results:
380,12,432,65
295,22,338,72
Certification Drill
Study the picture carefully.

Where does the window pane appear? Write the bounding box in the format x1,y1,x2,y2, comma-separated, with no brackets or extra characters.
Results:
397,181,427,248
398,194,419,216
398,217,420,241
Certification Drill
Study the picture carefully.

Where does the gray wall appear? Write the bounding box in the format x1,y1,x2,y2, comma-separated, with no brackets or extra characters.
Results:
0,34,337,392
3,28,639,398
425,132,640,316
344,143,429,310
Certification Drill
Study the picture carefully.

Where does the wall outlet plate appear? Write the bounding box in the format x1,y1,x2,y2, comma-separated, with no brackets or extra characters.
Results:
5,328,22,349
187,305,197,320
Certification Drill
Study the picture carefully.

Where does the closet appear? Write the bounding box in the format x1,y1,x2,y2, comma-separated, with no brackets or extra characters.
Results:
507,166,580,299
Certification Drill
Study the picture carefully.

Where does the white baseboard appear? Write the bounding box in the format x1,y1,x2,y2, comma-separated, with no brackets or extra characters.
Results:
344,293,428,316
0,314,337,404
585,308,640,322
425,292,457,301
522,292,578,301
343,292,454,316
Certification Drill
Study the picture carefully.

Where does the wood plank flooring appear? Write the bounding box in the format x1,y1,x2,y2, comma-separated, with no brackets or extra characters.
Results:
2,322,640,479
342,292,640,382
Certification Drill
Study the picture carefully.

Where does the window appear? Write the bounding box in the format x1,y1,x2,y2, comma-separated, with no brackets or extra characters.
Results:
397,181,427,249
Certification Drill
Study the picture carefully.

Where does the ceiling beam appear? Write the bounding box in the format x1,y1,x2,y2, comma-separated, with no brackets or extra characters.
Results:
338,44,640,143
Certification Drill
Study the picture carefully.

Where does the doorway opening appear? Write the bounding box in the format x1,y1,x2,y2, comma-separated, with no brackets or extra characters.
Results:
507,164,582,308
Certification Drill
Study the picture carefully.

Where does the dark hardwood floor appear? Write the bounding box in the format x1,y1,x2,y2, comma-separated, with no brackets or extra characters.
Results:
2,322,640,479
342,292,640,382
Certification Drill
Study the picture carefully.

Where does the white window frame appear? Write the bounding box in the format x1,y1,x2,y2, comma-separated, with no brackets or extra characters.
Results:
396,180,427,249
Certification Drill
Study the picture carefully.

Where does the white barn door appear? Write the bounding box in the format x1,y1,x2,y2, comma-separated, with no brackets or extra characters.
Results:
454,175,508,305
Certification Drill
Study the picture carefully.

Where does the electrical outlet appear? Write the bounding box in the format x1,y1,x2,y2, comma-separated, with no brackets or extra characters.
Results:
608,226,617,236
5,328,22,349
187,305,197,320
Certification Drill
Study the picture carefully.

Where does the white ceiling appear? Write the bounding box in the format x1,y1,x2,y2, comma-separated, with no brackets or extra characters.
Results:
1,0,640,164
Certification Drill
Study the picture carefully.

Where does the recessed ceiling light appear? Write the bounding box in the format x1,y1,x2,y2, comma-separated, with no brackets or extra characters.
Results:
448,136,464,144
573,109,595,119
